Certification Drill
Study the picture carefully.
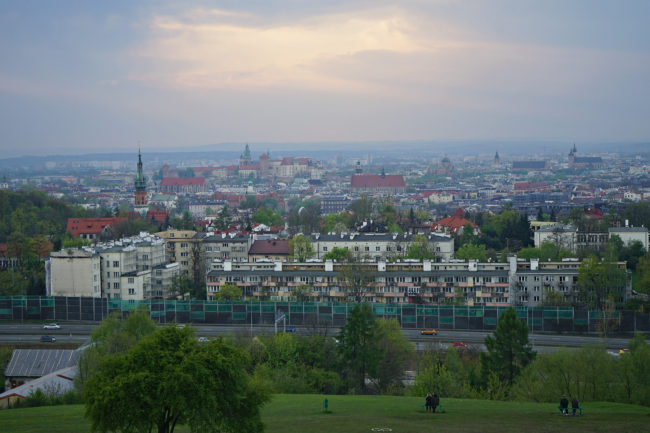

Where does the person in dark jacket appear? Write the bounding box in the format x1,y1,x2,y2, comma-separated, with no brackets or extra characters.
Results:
432,392,440,413
571,395,580,416
560,395,569,415
425,393,433,412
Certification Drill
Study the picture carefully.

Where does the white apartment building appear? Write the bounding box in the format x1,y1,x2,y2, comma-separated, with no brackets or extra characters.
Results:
47,249,101,297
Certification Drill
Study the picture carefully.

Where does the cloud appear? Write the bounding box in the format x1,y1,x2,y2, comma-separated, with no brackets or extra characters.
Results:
130,7,437,93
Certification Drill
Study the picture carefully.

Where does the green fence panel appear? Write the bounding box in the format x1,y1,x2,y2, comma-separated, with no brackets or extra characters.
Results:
233,312,246,320
333,306,347,314
374,306,385,315
191,311,205,320
484,317,498,325
290,305,303,313
205,303,218,312
262,303,275,313
402,315,416,323
303,305,317,313
248,303,261,312
440,316,454,324
469,307,483,317
218,304,232,312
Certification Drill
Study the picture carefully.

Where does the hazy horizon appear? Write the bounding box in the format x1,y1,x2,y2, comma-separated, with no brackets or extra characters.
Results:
1,1,649,157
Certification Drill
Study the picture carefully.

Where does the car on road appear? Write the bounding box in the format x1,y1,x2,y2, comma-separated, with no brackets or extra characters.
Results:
40,335,56,343
452,341,467,348
283,326,296,333
197,337,209,343
420,329,438,335
43,323,60,330
619,348,629,355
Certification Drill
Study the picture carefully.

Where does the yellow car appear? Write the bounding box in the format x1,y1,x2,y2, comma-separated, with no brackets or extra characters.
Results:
420,329,438,336
619,348,629,355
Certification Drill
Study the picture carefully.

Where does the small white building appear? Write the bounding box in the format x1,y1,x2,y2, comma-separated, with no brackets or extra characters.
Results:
47,249,101,297
609,226,649,251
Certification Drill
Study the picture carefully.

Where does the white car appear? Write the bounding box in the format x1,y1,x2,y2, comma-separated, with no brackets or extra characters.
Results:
198,337,209,343
43,323,61,330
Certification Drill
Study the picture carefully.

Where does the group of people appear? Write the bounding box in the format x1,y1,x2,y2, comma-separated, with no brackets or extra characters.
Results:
424,392,440,413
559,395,580,416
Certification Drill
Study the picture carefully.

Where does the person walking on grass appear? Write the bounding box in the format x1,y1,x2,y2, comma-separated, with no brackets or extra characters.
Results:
432,391,440,413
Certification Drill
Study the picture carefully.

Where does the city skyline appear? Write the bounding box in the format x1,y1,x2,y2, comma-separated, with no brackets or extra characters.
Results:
1,1,649,157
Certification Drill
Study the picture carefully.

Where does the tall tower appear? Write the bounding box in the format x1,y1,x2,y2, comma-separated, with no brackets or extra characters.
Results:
134,149,147,209
494,151,500,167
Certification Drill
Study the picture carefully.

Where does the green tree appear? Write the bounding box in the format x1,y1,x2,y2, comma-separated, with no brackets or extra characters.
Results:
372,318,414,393
322,213,353,233
84,326,269,433
252,207,283,227
215,206,232,230
289,234,315,261
406,234,437,261
337,303,380,393
350,194,373,224
291,284,312,302
578,255,627,309
459,223,478,247
456,243,488,262
323,247,352,262
481,308,535,386
214,283,242,301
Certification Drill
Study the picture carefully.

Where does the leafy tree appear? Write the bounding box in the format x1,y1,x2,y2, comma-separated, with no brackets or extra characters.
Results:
252,207,283,227
323,247,353,262
291,284,312,302
406,234,437,261
337,303,380,393
460,223,478,247
350,194,373,224
540,289,570,307
214,283,242,301
169,274,194,300
337,261,376,302
239,195,258,210
516,241,572,262
287,200,321,234
371,318,414,393
289,234,315,261
456,243,488,262
84,326,269,433
322,213,353,233
578,255,627,309
624,201,650,228
481,308,535,386
61,232,91,249
215,206,232,230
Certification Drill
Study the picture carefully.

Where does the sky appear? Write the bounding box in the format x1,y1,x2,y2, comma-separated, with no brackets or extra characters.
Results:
1,0,649,157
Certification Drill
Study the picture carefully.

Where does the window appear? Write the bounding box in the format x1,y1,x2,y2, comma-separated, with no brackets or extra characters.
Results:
93,275,98,281
181,243,188,248
323,246,328,252
128,288,135,295
128,277,135,283
375,246,380,251
354,246,359,252
182,261,189,266
365,246,370,251
113,282,120,289
181,252,189,257
142,254,148,260
114,272,120,278
170,233,175,238
386,246,392,252
113,261,119,267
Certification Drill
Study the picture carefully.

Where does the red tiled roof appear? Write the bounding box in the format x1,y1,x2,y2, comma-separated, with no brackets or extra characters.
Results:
66,217,126,236
431,208,478,234
350,174,406,188
248,239,289,255
281,157,294,165
161,177,206,186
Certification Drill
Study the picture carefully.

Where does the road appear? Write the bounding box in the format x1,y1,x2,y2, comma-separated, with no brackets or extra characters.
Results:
0,323,637,351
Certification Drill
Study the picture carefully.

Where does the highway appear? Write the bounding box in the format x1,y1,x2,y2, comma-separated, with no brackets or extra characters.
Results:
0,322,637,352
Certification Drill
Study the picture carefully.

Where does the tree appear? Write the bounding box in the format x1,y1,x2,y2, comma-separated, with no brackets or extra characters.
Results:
456,243,488,262
84,326,269,433
337,303,380,393
337,261,376,302
371,318,414,393
540,288,570,307
350,194,373,224
459,223,478,247
481,308,535,386
215,206,232,230
578,255,627,309
291,284,312,302
406,234,437,261
214,283,242,301
289,235,315,261
323,247,352,262
252,207,283,227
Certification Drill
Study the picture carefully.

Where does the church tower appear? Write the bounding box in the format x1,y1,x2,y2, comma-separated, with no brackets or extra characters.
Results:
494,151,500,167
134,149,147,210
239,144,252,167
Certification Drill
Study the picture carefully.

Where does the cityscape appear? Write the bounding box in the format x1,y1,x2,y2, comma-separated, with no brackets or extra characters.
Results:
1,1,650,432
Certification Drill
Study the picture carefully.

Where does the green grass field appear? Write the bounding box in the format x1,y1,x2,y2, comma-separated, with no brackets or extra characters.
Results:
1,395,649,433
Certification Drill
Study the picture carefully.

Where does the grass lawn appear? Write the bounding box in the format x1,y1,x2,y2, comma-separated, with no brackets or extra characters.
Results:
1,395,649,433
